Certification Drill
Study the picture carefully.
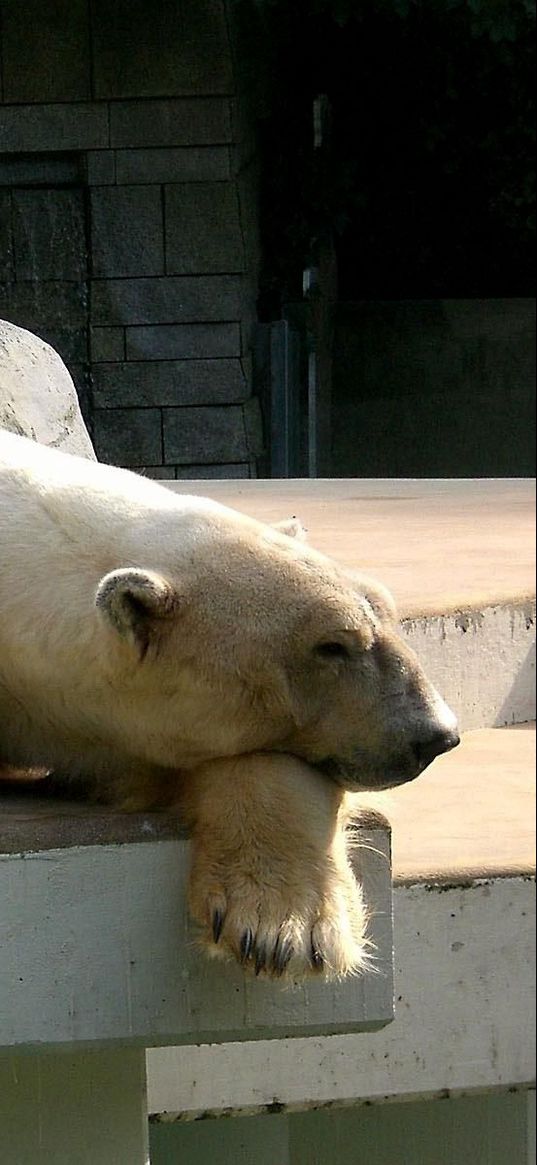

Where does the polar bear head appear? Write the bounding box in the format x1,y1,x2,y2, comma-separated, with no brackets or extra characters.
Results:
95,512,458,791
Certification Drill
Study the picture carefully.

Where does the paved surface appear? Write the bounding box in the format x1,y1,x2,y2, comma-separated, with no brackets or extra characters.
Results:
1,726,534,881
169,478,536,617
383,723,536,882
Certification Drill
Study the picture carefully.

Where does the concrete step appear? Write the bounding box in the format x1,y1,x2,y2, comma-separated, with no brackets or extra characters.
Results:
147,723,536,1118
376,722,535,883
169,478,536,731
400,601,534,732
0,794,393,1052
1,477,534,1128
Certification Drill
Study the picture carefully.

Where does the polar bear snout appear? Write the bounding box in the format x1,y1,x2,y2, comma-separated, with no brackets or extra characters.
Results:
408,688,460,775
369,696,460,788
312,692,459,791
411,724,460,771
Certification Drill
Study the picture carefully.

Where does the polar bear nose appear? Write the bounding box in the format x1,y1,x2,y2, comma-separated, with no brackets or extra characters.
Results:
413,728,460,770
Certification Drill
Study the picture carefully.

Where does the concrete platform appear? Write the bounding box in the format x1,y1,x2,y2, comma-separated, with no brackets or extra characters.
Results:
0,796,393,1051
170,477,536,733
146,730,536,1119
168,477,535,618
382,723,536,883
147,873,535,1118
2,726,533,888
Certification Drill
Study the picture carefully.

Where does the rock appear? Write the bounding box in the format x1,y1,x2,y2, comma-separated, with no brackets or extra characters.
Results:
0,319,95,458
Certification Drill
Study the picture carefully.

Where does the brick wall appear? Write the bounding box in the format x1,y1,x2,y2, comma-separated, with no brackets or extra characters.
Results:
0,0,263,477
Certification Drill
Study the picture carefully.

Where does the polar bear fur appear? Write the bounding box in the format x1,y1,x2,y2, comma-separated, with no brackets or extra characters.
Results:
0,431,458,979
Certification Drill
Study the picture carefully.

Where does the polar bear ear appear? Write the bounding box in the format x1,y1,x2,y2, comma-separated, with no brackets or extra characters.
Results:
271,517,307,541
95,568,178,658
363,578,398,624
345,570,398,625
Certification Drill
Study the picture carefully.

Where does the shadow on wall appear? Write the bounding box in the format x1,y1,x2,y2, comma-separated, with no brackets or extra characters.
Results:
332,299,536,478
497,639,536,728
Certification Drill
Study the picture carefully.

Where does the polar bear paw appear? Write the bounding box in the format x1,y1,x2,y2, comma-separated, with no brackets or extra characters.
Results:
188,855,369,981
181,752,371,982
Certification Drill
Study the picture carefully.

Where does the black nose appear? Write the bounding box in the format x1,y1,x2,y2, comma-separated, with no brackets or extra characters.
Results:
413,728,460,770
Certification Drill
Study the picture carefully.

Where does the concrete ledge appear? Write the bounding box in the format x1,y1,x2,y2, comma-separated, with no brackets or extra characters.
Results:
0,811,393,1051
142,724,535,1114
0,786,186,855
384,724,536,884
1,726,533,1054
401,602,535,731
146,874,535,1116
166,478,535,617
165,479,536,729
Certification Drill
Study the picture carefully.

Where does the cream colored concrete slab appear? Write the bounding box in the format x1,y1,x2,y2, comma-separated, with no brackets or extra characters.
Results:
378,723,536,884
166,478,535,617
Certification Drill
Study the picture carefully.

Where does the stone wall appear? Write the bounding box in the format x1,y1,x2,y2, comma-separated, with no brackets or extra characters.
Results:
0,0,262,477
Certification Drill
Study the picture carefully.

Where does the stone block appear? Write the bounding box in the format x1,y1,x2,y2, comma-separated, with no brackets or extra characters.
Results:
174,462,251,479
92,408,163,467
1,0,91,103
91,187,164,277
165,183,244,274
125,323,240,361
91,275,242,326
92,359,249,408
0,154,82,187
12,189,86,281
0,282,87,334
163,405,248,464
0,103,108,153
91,0,232,99
0,193,13,282
90,327,125,363
85,151,116,185
115,147,230,185
109,99,231,148
69,364,93,432
0,288,88,367
40,328,89,366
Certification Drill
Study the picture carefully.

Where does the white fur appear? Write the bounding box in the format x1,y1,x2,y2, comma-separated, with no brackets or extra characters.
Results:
0,432,459,980
0,430,457,795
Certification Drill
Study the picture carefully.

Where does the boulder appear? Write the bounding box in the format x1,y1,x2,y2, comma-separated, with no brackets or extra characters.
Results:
0,319,95,458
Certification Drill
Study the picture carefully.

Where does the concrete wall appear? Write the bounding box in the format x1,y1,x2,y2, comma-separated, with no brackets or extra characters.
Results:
149,1091,533,1165
332,299,536,478
0,0,262,477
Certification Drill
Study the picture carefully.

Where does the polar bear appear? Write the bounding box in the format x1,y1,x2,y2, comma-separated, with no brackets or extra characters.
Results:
0,431,459,979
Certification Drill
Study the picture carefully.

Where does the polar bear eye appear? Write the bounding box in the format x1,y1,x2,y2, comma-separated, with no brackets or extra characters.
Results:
314,641,351,662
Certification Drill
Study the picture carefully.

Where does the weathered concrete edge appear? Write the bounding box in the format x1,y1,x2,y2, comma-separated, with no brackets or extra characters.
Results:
0,832,393,1051
401,604,535,732
0,797,390,856
149,1082,532,1125
400,593,536,622
146,876,536,1117
394,868,536,887
0,795,188,854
